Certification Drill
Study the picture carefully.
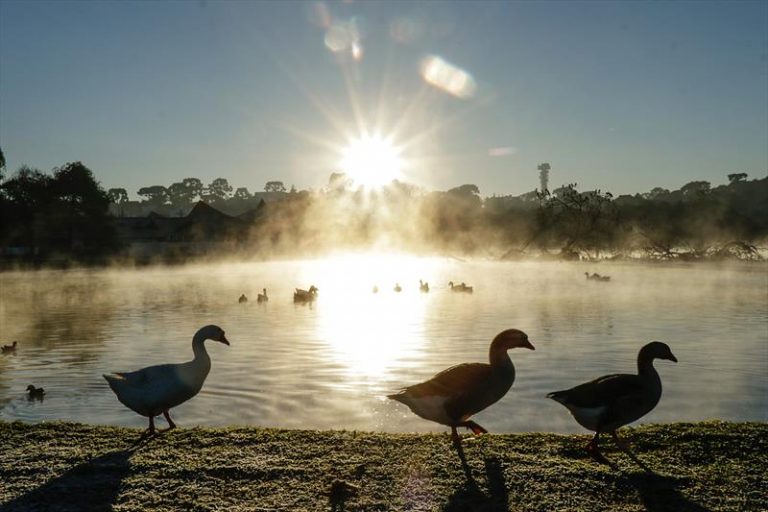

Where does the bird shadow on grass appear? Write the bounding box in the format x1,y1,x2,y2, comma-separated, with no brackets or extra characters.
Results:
0,433,151,512
624,472,712,512
444,443,509,512
556,441,711,512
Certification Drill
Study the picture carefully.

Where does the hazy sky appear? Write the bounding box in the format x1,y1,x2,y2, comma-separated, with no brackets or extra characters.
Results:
1,1,766,198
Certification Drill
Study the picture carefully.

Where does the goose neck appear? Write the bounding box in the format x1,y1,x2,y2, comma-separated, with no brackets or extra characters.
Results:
489,344,513,371
637,354,660,381
192,335,210,362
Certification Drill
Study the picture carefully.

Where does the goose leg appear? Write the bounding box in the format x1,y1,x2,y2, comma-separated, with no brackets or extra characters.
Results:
148,415,156,435
586,431,608,463
461,420,488,435
163,410,176,430
451,426,461,449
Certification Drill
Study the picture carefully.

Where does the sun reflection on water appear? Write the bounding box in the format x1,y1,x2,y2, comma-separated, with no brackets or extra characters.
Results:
302,253,445,386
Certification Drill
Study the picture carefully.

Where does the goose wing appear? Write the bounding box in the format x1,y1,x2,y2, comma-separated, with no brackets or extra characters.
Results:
401,363,495,421
401,363,490,396
104,362,202,415
548,373,643,409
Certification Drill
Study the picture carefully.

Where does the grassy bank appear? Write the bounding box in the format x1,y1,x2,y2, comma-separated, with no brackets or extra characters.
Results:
0,421,765,511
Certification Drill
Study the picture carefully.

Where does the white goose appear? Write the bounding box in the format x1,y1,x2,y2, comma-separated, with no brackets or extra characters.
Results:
103,324,230,433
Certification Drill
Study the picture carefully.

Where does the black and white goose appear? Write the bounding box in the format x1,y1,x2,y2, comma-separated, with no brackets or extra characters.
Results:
547,341,677,458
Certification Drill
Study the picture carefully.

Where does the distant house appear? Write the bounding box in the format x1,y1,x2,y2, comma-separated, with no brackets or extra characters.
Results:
114,201,259,260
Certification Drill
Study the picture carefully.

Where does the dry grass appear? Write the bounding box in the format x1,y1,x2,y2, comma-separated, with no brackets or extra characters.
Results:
1,421,766,511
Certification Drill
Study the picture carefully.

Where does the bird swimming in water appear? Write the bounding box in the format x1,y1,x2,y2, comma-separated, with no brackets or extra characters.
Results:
257,288,268,303
448,281,473,293
2,341,18,353
238,294,248,303
294,285,318,302
26,385,45,401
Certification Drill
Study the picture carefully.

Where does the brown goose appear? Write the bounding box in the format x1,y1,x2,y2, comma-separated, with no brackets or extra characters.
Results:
388,329,534,447
448,281,473,293
294,285,318,302
2,341,17,353
257,288,268,303
547,341,677,458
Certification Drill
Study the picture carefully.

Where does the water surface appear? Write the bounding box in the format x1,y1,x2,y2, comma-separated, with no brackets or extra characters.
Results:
1,256,766,433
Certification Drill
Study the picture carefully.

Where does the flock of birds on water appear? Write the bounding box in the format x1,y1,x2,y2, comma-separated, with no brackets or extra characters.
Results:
0,269,678,466
234,279,480,304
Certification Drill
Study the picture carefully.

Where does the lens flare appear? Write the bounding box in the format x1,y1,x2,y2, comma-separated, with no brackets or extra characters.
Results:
420,55,476,99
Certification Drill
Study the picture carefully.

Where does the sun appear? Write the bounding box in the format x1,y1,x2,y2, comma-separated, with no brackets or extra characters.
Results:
339,134,403,188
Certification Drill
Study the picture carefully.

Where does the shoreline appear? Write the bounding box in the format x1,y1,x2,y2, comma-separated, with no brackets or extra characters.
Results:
0,254,765,274
1,420,765,511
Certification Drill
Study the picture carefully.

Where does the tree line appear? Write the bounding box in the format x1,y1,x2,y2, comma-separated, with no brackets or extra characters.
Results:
107,178,295,208
0,158,118,262
1,146,766,264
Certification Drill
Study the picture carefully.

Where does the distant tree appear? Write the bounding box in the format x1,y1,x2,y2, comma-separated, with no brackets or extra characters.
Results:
1,165,51,207
137,185,168,206
182,177,204,201
207,178,233,201
680,181,711,198
107,188,129,204
167,181,196,207
265,181,286,193
644,187,670,200
448,184,480,197
727,173,748,185
535,183,616,257
290,184,297,194
47,162,117,256
0,146,5,181
233,187,251,200
1,166,52,251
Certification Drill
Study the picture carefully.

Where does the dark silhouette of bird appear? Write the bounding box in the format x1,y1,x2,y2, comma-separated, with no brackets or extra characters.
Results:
389,329,534,449
547,341,676,460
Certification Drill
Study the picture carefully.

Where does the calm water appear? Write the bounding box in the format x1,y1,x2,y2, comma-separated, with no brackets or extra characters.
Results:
1,256,766,433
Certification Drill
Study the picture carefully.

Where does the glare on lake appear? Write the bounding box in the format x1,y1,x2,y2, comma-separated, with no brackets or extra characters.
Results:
0,255,765,433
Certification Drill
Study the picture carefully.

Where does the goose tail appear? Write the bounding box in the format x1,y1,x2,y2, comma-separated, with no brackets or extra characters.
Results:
387,390,409,404
546,390,568,404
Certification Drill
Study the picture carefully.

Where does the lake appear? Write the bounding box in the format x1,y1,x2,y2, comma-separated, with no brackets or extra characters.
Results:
1,255,766,433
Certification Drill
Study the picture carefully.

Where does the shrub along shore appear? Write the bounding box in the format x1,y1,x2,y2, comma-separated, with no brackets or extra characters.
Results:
0,421,765,511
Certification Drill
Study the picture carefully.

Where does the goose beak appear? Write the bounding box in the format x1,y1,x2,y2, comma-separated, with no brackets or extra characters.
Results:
524,340,536,350
220,334,230,346
667,353,677,363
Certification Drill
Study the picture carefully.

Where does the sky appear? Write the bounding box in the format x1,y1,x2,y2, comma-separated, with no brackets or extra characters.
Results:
1,0,766,199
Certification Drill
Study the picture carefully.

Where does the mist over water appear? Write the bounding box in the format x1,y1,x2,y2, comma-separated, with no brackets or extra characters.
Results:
0,257,765,433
